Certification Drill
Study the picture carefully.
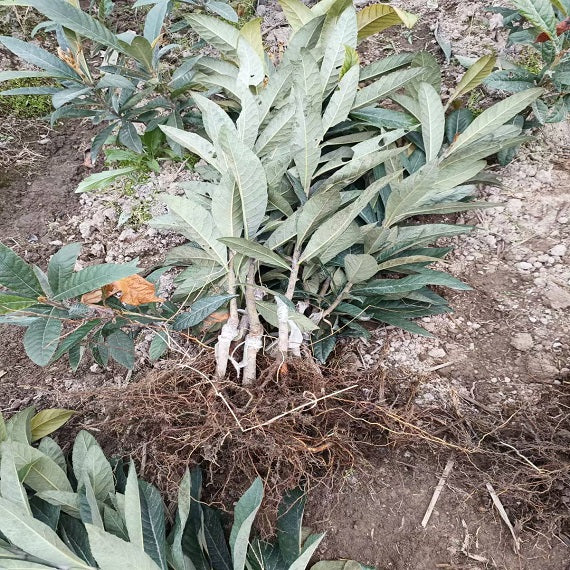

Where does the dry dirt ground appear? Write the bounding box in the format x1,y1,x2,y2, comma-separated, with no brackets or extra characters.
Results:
0,1,569,569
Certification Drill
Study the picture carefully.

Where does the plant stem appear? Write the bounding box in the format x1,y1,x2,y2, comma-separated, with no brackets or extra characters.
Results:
321,282,353,320
242,260,263,385
276,296,289,358
285,243,301,300
214,255,240,379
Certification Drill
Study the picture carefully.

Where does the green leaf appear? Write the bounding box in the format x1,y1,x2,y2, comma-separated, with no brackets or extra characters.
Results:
86,524,162,570
0,294,37,315
344,254,378,283
24,0,127,52
312,333,336,363
76,167,137,193
240,17,264,62
36,490,80,517
446,54,496,107
445,109,473,143
218,128,268,239
5,407,34,444
172,294,235,330
79,476,104,529
79,442,115,501
218,238,290,269
208,0,238,21
11,441,72,494
0,70,56,81
300,170,401,263
118,123,143,154
186,14,239,56
0,243,43,298
139,481,167,570
352,67,423,110
513,0,557,39
278,0,313,30
311,561,364,570
107,330,135,369
0,444,32,515
46,243,81,296
203,506,232,570
229,478,264,570
72,431,98,483
296,191,341,246
323,64,359,132
37,437,66,472
23,309,63,366
30,409,74,442
51,263,139,301
50,320,100,364
418,82,444,162
277,488,305,565
288,533,325,570
448,88,544,155
356,3,418,42
144,0,169,43
359,52,415,81
0,36,81,80
484,69,538,93
125,460,144,548
256,301,319,332
149,332,168,361
0,497,90,569
0,559,55,568
158,195,227,266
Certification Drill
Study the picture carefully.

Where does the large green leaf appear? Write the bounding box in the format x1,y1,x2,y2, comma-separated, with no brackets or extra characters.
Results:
360,52,414,81
417,82,444,162
352,67,423,110
186,14,239,56
0,36,81,80
0,294,37,315
125,460,144,548
288,533,325,570
19,0,127,53
277,488,306,565
23,309,63,366
159,126,220,170
322,64,359,132
5,407,34,444
356,3,418,42
344,254,378,283
76,167,137,193
11,441,72,494
46,243,81,296
107,330,135,369
229,478,264,570
172,294,235,330
139,481,167,570
0,243,43,299
78,443,114,501
296,191,341,246
86,524,162,570
0,444,32,515
278,0,313,30
513,0,557,39
320,6,357,96
218,238,290,269
0,497,90,569
158,195,227,266
300,170,401,262
256,300,318,332
36,490,80,518
218,128,268,239
144,0,169,43
447,88,544,155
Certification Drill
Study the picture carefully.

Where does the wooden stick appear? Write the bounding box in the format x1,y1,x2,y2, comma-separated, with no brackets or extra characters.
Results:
486,483,520,553
421,456,455,528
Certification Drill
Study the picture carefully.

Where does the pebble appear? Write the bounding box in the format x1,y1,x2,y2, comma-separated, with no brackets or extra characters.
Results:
516,261,533,270
428,348,446,359
544,283,570,310
510,333,534,352
549,244,567,257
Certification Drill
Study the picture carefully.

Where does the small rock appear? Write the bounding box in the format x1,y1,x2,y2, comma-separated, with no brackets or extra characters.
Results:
544,283,570,310
549,244,567,257
428,348,446,359
516,261,533,270
526,355,559,381
535,170,552,184
510,333,534,352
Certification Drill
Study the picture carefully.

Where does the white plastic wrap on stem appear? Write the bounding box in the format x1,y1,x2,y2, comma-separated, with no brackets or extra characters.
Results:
242,261,263,385
214,256,239,379
276,297,290,357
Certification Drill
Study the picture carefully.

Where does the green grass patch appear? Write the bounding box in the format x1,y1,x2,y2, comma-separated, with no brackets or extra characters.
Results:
0,77,53,118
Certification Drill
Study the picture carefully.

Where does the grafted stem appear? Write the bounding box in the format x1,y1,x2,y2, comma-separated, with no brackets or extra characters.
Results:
242,261,263,385
320,282,353,321
214,255,239,379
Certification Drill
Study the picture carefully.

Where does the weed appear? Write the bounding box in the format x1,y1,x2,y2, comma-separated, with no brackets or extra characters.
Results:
0,77,52,118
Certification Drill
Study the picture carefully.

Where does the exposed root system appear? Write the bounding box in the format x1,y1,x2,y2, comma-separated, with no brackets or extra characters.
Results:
69,353,570,534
